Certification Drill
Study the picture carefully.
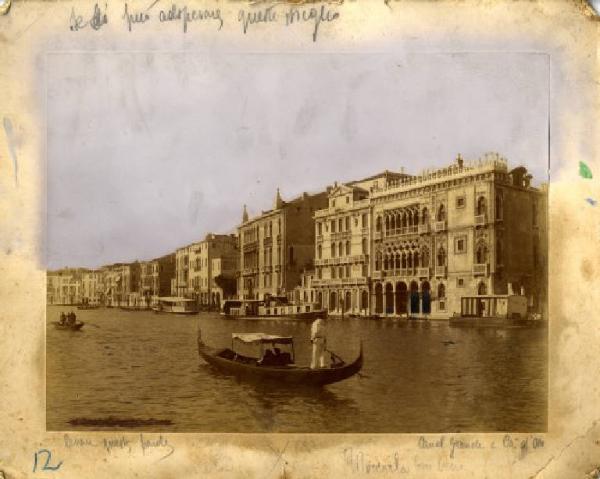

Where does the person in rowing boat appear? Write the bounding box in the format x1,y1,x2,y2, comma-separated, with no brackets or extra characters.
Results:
59,312,66,325
272,347,291,366
259,348,275,366
310,316,329,369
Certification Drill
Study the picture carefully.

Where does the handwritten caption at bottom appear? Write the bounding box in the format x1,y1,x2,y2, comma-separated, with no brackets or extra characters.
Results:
63,433,174,461
343,434,545,475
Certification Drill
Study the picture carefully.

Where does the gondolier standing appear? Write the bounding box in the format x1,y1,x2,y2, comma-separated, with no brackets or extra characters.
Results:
310,316,327,369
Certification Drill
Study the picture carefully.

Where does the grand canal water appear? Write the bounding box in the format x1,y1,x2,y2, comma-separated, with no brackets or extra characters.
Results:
46,306,547,433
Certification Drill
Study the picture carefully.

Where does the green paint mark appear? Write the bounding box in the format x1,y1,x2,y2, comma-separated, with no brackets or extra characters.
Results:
579,161,593,179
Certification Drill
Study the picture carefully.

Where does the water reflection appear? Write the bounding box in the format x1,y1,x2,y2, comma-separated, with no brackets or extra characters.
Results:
47,306,546,432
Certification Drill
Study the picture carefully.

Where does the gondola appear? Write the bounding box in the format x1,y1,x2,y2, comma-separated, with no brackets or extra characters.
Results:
197,331,363,387
53,321,85,331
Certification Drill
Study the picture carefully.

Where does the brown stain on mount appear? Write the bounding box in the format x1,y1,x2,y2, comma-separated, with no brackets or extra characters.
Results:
580,259,594,282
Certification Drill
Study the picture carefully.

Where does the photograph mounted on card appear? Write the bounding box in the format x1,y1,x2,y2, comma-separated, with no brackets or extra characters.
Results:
45,48,549,433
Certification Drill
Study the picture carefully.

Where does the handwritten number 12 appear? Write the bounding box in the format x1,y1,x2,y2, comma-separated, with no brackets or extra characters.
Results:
33,449,63,473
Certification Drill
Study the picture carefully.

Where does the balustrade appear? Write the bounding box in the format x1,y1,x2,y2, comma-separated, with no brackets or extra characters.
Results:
473,263,488,276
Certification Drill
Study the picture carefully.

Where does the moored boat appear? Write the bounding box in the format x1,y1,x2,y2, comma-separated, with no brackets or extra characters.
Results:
449,294,546,329
197,331,363,387
221,297,327,321
152,297,199,315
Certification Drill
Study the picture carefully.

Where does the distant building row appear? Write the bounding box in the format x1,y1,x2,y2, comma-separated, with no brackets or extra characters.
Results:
47,233,238,308
48,153,548,318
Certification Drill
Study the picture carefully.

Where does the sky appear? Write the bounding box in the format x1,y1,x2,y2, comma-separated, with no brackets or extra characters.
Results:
47,51,549,269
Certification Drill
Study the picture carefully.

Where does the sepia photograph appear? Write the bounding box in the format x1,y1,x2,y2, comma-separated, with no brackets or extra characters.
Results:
45,51,549,434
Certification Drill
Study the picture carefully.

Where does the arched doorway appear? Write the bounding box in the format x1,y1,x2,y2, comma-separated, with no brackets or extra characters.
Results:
421,281,431,314
330,291,337,312
344,291,351,313
385,283,394,314
410,281,420,314
395,282,408,315
361,290,369,312
374,284,383,314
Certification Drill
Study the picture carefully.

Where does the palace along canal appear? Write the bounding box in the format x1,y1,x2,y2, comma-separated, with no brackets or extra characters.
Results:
46,306,546,432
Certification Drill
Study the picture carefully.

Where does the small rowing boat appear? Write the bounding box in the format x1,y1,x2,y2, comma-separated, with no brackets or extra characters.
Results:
53,321,84,331
197,331,363,387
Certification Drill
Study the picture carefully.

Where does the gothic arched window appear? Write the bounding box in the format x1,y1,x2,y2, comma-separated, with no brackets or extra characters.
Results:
437,247,446,266
477,196,487,216
437,204,446,221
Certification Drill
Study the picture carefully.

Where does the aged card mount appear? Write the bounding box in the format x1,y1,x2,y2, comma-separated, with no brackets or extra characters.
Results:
1,0,600,478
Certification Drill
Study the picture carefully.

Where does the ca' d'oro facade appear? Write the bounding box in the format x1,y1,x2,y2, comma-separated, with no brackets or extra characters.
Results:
310,153,547,319
311,171,410,315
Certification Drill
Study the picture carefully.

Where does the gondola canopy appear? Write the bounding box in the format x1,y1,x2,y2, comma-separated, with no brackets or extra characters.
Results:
232,333,293,345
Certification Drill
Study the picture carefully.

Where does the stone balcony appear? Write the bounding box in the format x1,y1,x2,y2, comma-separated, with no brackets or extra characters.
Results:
373,268,420,279
312,277,367,287
473,263,489,276
384,226,419,238
418,223,430,234
435,221,446,232
331,231,352,240
416,267,430,278
435,265,447,277
341,277,367,285
475,214,486,226
314,255,368,266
